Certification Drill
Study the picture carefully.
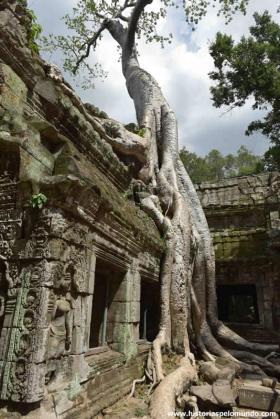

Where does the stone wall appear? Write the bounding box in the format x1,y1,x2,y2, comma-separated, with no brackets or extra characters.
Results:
0,1,164,417
197,174,280,343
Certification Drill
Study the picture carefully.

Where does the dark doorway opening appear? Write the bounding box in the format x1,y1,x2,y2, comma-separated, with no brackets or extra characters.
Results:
140,281,160,342
217,284,259,324
89,259,123,348
0,261,8,335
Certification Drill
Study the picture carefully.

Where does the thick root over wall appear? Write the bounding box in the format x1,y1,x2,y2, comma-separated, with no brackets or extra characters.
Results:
98,10,280,418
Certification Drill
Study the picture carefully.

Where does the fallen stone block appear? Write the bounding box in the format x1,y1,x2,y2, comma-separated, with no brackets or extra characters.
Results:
212,379,236,407
238,383,280,412
190,384,218,406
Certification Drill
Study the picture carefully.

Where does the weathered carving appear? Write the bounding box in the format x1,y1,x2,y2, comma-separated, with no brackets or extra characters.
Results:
0,260,8,338
48,264,76,359
29,216,51,258
0,3,163,413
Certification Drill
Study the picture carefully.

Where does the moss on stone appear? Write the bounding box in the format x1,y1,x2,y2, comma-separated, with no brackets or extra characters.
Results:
214,229,268,261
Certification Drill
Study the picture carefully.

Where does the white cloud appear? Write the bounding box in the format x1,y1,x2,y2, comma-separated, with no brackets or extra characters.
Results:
29,0,278,156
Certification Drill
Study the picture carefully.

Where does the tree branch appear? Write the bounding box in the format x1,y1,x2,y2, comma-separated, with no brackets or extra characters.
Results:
118,14,129,22
116,0,136,21
72,16,127,73
104,18,126,47
72,0,140,73
125,0,153,53
73,24,106,74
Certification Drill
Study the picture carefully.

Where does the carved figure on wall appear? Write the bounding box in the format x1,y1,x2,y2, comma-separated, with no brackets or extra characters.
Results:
48,264,76,358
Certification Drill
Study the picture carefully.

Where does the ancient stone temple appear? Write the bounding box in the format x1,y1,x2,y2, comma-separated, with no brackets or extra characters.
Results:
0,1,163,416
0,1,280,418
197,175,280,344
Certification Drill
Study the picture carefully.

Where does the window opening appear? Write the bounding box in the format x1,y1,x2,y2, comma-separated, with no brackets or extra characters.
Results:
217,284,259,324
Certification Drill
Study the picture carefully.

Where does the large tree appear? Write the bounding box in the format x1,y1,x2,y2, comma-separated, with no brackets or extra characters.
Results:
209,11,280,170
44,1,279,416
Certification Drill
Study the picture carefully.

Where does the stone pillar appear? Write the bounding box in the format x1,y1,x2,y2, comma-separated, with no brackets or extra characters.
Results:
0,217,52,403
109,259,140,359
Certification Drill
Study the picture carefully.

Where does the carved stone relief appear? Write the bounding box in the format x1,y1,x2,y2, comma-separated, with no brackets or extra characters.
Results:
48,263,76,359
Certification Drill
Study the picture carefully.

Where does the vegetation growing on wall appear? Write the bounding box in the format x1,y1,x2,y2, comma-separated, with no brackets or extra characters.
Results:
19,0,42,53
26,8,42,53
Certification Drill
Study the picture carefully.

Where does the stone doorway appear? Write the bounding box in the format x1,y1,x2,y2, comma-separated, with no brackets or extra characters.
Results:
140,280,160,342
89,259,124,348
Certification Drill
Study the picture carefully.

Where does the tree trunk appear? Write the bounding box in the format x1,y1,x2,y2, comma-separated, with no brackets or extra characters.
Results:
103,21,279,417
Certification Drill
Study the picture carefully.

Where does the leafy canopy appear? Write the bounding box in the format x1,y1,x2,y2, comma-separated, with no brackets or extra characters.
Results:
42,0,252,88
180,145,261,183
209,11,280,170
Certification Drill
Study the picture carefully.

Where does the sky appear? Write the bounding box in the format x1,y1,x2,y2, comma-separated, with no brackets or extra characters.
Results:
28,0,279,156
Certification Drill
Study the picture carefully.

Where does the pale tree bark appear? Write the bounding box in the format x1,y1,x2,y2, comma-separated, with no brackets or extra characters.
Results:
79,1,280,416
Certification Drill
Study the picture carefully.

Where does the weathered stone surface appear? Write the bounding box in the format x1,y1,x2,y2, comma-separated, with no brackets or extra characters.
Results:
212,379,236,407
191,380,236,408
197,174,280,210
190,384,218,405
197,174,280,341
238,383,280,412
0,1,163,415
262,377,280,390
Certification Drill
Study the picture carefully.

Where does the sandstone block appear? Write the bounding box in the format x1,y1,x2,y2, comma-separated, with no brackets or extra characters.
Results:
238,383,280,412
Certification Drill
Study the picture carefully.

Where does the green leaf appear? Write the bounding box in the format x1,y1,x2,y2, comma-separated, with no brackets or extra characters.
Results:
31,193,48,209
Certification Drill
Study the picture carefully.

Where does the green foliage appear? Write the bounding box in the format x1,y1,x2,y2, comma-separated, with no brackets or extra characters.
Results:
42,0,254,86
42,0,173,87
186,0,249,26
205,149,225,180
136,128,146,137
180,149,211,183
209,12,280,170
235,145,262,176
26,8,42,54
180,145,261,184
134,407,145,417
125,123,138,133
125,123,146,137
31,193,48,209
260,145,280,171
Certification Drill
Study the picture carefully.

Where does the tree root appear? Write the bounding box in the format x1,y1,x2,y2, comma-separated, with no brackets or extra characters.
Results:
150,353,197,419
214,322,279,356
151,332,168,382
128,375,146,398
229,349,280,378
198,360,236,384
147,379,158,397
177,394,198,414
